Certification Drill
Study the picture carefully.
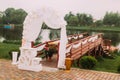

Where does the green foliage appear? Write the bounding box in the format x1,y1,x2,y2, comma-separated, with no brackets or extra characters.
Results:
67,16,79,26
65,11,120,27
67,26,120,32
0,43,20,59
95,56,104,62
77,13,93,26
117,64,120,73
0,26,23,40
3,40,21,45
80,56,97,69
64,11,74,25
42,23,49,29
64,12,93,26
103,12,120,27
42,44,57,58
94,20,103,27
116,51,120,56
48,44,57,53
1,8,27,24
93,56,120,73
102,51,116,59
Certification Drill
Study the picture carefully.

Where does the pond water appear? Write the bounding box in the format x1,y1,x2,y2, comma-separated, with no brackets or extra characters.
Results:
0,28,120,50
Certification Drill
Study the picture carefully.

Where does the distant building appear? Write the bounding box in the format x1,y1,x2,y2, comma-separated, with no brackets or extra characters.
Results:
4,24,15,30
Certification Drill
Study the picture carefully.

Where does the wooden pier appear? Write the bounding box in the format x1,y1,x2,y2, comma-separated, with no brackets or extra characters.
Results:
32,33,111,67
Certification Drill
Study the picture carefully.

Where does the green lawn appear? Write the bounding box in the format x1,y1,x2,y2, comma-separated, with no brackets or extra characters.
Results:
93,55,120,73
0,42,120,73
72,53,120,73
67,26,120,32
0,43,20,59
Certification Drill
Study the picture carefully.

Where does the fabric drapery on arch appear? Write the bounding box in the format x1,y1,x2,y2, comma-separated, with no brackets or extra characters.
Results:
57,26,67,68
22,7,67,68
22,11,43,42
39,29,50,43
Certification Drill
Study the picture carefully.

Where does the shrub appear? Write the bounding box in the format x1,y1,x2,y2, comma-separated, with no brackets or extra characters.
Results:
117,64,120,73
80,56,97,69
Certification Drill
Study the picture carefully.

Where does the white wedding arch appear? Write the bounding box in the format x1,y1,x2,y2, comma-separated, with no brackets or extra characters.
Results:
18,7,67,72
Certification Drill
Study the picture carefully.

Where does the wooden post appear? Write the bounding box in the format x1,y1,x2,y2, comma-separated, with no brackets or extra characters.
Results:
31,41,34,48
56,42,60,67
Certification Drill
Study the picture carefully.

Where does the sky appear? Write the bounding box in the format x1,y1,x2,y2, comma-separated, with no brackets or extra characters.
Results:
0,0,120,20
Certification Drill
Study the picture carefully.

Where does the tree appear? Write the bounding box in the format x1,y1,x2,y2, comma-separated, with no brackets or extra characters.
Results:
64,12,93,26
67,16,79,26
77,13,93,26
64,11,74,25
2,8,15,24
94,20,103,27
2,8,27,24
0,11,4,24
86,15,93,26
103,12,120,27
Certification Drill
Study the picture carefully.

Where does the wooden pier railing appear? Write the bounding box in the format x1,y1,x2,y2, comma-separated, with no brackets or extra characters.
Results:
66,33,103,60
31,33,110,63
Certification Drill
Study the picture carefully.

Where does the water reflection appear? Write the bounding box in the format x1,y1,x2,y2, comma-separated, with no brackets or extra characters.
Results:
0,27,120,50
102,32,120,46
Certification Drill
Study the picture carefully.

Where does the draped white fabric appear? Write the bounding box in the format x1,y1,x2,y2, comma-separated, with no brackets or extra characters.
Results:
22,7,66,42
79,35,83,38
58,27,68,68
22,11,43,42
88,35,98,42
68,37,72,40
40,29,50,43
42,8,66,29
82,40,88,45
22,7,67,69
73,42,82,49
73,36,78,39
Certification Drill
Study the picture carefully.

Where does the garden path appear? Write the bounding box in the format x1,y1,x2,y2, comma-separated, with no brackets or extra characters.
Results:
0,59,120,80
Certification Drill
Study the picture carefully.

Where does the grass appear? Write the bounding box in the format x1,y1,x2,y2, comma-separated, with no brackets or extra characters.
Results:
0,42,120,73
93,55,120,73
0,42,20,59
67,26,120,32
72,53,120,73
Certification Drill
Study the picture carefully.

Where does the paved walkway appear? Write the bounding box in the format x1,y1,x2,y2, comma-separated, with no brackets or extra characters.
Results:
0,59,120,80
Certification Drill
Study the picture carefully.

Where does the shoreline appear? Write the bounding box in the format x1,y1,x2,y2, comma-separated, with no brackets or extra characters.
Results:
67,26,120,32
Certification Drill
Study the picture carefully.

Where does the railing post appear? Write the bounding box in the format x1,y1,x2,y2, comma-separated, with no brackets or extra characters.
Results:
57,42,60,67
31,41,34,48
81,42,82,55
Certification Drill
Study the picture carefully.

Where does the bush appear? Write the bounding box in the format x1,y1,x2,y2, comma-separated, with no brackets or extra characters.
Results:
117,64,120,73
80,56,97,69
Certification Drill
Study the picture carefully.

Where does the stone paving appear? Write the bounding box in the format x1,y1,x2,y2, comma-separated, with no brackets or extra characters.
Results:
0,59,120,80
